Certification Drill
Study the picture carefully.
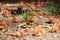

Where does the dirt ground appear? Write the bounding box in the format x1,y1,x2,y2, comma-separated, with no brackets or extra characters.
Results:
0,13,60,40
0,1,60,40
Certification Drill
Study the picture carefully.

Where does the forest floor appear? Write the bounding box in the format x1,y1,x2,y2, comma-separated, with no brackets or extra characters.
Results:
0,1,60,40
0,13,60,40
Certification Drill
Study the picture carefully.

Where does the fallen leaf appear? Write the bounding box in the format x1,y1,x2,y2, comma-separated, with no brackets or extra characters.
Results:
33,25,43,37
20,30,26,37
26,19,34,25
2,8,12,17
34,13,39,18
0,20,7,29
51,24,60,33
39,11,46,16
12,16,20,23
45,17,57,23
30,4,36,9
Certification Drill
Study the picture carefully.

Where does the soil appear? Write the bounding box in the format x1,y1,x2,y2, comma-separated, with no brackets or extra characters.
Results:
0,13,60,40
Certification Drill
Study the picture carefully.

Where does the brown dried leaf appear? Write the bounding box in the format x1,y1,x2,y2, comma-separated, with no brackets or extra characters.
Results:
0,20,7,29
12,17,20,23
33,25,43,37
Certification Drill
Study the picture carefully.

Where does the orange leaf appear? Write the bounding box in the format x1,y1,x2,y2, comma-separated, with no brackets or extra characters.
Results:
12,17,20,23
51,24,60,33
33,25,43,37
0,20,7,29
2,8,12,17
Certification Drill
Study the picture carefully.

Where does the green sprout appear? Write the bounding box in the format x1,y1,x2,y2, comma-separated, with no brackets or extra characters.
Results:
44,5,57,16
22,10,35,21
